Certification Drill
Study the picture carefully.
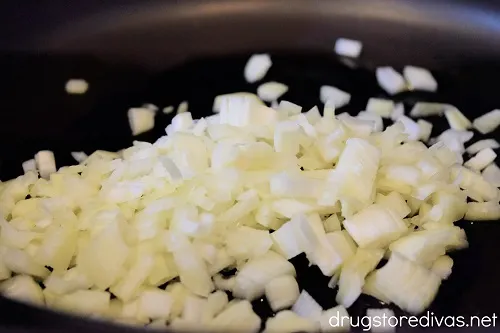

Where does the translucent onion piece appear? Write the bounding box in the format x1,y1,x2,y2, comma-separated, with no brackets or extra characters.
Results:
375,67,406,95
244,54,272,83
473,109,500,134
403,66,438,92
364,253,441,314
336,248,384,308
334,38,363,58
257,82,289,102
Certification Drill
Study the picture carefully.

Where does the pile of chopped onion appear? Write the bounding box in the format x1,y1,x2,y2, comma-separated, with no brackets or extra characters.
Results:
1,53,499,332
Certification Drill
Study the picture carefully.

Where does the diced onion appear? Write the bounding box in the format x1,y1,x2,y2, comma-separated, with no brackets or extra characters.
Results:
417,119,433,142
464,148,497,171
364,253,441,314
1,275,44,305
22,159,37,173
177,101,189,114
430,256,453,280
482,163,500,187
244,54,272,83
128,107,155,136
35,150,56,179
65,79,88,94
336,248,383,308
320,86,351,108
465,201,500,221
265,275,300,311
366,98,394,118
291,290,323,319
466,139,500,155
375,67,406,95
71,151,88,164
257,82,289,102
334,38,363,58
163,106,175,114
403,66,437,92
213,92,263,113
444,107,471,131
410,102,449,117
473,109,500,134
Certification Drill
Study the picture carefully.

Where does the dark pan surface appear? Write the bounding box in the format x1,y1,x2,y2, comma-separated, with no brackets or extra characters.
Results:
0,53,499,332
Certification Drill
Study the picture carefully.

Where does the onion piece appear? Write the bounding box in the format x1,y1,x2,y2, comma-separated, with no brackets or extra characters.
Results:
162,105,175,114
375,192,411,219
432,129,474,154
336,248,384,308
181,294,206,323
364,253,441,314
431,256,453,280
2,247,50,278
389,226,467,266
71,151,88,164
403,66,438,92
56,290,110,316
444,107,472,131
213,92,263,113
35,150,56,179
244,54,272,83
271,220,303,260
396,116,421,141
409,102,449,117
453,166,499,201
472,109,500,134
225,226,272,260
43,267,92,295
320,138,380,216
343,204,408,249
323,214,342,232
320,86,351,108
292,290,323,319
0,275,44,305
202,291,228,323
65,79,88,94
265,275,300,311
417,119,433,142
128,107,155,136
465,201,500,221
176,101,188,114
482,163,500,187
357,112,384,133
391,103,405,121
464,148,497,171
22,159,37,174
334,38,363,58
76,218,130,290
233,251,295,300
137,288,173,320
168,112,193,134
375,67,406,95
366,98,394,118
466,139,500,155
257,82,289,102
277,100,302,117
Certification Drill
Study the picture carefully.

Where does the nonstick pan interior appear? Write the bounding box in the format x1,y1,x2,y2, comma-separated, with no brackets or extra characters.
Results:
0,52,499,332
